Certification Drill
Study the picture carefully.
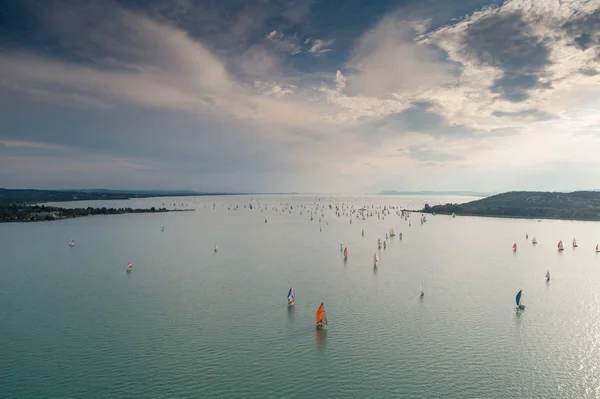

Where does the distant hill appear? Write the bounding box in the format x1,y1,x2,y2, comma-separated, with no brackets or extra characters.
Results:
0,189,239,204
378,190,490,197
425,191,600,221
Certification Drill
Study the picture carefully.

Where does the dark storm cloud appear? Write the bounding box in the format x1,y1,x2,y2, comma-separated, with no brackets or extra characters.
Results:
563,9,600,55
462,11,551,102
379,101,478,139
492,108,555,121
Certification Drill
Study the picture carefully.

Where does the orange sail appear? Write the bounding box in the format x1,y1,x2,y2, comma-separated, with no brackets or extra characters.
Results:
316,303,324,325
343,247,348,257
558,240,563,248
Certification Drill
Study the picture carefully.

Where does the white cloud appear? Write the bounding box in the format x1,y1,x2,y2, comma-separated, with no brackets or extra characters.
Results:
264,30,302,55
239,45,279,77
308,39,335,54
253,81,297,97
335,70,346,90
0,4,333,131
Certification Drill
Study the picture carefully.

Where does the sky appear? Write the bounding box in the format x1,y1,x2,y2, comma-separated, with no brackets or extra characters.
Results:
1,0,600,194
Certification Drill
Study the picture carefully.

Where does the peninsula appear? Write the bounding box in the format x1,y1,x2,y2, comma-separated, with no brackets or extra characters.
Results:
0,188,199,223
425,191,600,221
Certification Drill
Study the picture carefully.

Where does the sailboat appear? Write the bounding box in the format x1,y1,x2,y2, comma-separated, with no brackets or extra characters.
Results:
161,226,164,232
516,290,525,310
68,239,75,248
378,239,382,249
343,247,348,260
558,240,564,251
287,288,296,306
525,233,528,240
374,253,379,267
452,213,456,218
546,270,550,282
596,244,599,253
399,232,403,240
126,261,132,272
420,283,425,297
214,245,218,252
532,237,537,244
265,218,268,223
389,228,395,237
383,241,387,249
362,229,364,237
513,243,517,252
572,238,578,248
316,303,327,330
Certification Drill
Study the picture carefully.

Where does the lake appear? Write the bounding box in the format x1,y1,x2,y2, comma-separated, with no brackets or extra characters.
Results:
2,195,600,398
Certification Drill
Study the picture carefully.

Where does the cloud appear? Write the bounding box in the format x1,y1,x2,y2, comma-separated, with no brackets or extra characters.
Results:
563,9,600,54
308,39,335,54
461,10,551,102
344,17,458,97
253,81,296,97
492,108,555,121
2,0,600,193
264,30,303,55
408,145,464,162
239,45,279,77
0,2,340,131
374,101,478,139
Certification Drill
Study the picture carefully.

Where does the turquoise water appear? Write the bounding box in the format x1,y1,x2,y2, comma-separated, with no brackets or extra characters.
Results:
2,195,600,398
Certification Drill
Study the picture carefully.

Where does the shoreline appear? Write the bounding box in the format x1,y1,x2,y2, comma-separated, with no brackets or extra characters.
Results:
428,211,600,223
0,205,195,224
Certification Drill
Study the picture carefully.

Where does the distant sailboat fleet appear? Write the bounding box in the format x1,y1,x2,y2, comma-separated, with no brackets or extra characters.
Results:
64,195,600,332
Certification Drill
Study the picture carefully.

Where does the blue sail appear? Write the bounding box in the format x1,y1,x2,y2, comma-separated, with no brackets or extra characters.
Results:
516,290,522,306
287,288,293,299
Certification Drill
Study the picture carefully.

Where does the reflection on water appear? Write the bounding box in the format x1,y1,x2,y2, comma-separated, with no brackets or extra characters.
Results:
515,309,523,326
316,329,327,353
287,305,295,319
